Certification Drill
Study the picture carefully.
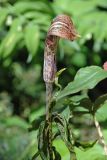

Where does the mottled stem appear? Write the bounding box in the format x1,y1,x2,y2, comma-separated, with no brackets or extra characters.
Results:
46,83,53,120
94,116,107,156
46,82,53,159
44,36,58,159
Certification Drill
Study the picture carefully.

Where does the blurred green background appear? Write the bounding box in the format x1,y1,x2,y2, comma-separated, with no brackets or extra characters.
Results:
0,0,107,159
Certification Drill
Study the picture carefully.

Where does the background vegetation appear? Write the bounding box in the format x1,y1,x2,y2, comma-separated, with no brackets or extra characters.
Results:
0,0,107,159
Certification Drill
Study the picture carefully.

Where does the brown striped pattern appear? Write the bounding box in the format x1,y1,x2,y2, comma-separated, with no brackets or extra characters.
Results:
48,15,78,41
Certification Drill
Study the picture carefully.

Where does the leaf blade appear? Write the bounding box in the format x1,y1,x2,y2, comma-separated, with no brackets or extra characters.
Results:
56,66,107,100
24,24,40,61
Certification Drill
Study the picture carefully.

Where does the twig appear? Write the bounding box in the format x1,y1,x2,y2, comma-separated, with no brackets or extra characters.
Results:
93,116,107,156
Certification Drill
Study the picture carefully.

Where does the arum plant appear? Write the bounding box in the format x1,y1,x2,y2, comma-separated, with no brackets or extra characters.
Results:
43,15,79,160
31,14,79,160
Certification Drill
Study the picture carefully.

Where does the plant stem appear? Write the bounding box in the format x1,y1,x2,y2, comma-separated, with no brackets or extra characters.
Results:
46,82,53,160
93,116,107,156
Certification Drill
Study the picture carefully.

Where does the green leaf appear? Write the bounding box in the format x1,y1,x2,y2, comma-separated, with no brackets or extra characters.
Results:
0,8,8,27
24,24,40,61
69,95,88,103
5,116,29,129
29,107,45,131
53,139,70,159
75,143,106,160
56,66,107,100
29,107,45,123
13,1,52,14
69,95,92,111
93,94,107,113
78,98,92,111
0,19,23,58
96,103,107,122
0,32,22,58
75,140,97,151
